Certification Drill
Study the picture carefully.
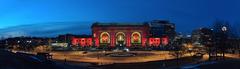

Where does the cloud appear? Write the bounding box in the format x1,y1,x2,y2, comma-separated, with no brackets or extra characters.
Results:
0,22,92,38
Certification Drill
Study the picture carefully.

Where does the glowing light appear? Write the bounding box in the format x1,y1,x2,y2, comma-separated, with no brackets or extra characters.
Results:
71,37,92,47
100,32,110,43
131,32,141,43
222,26,227,32
149,38,160,46
162,36,169,45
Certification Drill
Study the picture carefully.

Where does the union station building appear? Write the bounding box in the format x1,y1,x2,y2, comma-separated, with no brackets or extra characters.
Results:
71,20,176,49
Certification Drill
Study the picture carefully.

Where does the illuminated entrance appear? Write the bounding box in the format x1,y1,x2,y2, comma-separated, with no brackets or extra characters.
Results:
116,32,125,45
116,32,126,49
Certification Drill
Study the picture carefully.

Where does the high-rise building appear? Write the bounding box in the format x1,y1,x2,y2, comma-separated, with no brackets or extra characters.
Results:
148,20,176,46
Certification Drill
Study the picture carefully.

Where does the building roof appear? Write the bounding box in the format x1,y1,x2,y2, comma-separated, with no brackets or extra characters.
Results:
58,34,92,38
91,22,148,28
148,20,175,27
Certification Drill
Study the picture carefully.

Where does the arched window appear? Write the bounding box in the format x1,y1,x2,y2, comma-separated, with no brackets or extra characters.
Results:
100,32,110,43
131,32,141,43
116,32,126,44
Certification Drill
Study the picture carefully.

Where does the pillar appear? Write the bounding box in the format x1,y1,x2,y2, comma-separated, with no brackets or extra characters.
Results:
126,31,131,47
110,32,115,47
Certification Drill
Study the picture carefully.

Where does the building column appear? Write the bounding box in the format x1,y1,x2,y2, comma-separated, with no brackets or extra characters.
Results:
126,32,131,47
110,32,115,47
94,32,100,47
142,32,147,47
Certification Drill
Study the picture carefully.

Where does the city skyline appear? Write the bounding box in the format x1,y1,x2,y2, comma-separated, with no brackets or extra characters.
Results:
0,0,239,37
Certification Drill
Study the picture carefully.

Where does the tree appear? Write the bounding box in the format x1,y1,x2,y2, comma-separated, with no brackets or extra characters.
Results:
211,20,235,58
169,38,187,65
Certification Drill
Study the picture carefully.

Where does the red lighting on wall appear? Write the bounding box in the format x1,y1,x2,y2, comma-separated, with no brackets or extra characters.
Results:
149,38,161,47
162,36,169,45
95,38,99,47
92,24,149,48
87,38,92,46
133,33,140,42
142,38,147,47
72,37,92,47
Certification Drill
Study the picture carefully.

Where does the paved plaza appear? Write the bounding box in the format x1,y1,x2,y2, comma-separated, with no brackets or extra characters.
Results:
52,51,180,65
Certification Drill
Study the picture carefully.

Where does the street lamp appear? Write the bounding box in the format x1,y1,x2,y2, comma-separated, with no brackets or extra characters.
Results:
222,26,227,32
187,44,193,50
221,26,228,58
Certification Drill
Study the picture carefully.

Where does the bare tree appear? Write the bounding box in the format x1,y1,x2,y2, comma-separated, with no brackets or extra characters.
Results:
211,20,236,59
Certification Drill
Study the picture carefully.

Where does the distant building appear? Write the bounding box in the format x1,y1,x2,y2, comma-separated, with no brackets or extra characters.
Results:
2,36,56,50
191,28,213,47
191,29,202,46
57,34,75,43
148,20,176,46
148,20,175,37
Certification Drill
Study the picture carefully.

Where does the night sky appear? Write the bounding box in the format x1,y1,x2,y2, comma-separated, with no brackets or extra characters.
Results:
0,0,239,37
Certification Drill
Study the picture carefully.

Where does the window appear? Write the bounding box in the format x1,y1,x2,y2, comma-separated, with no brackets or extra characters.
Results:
100,32,110,43
131,32,141,43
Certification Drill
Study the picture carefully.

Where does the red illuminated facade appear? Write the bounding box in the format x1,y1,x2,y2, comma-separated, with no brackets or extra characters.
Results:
149,38,161,47
71,35,92,47
71,20,175,49
91,23,149,48
148,36,169,47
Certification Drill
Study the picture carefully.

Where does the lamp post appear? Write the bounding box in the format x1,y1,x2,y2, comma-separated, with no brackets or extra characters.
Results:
221,26,227,58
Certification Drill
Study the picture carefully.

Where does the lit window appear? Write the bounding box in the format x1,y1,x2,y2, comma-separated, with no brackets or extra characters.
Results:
131,32,141,43
100,32,110,43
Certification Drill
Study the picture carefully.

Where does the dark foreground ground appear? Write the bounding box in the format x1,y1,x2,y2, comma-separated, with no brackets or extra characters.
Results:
1,49,240,69
0,50,87,69
88,57,202,69
91,57,240,69
198,59,240,69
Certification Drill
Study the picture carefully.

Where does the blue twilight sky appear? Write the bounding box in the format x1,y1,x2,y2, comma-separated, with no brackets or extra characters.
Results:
0,0,239,36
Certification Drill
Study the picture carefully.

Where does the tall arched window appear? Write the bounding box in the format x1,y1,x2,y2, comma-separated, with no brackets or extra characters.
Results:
116,32,126,44
131,32,141,43
100,32,110,43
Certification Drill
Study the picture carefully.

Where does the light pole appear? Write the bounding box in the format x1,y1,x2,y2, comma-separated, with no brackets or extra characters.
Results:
221,26,227,58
